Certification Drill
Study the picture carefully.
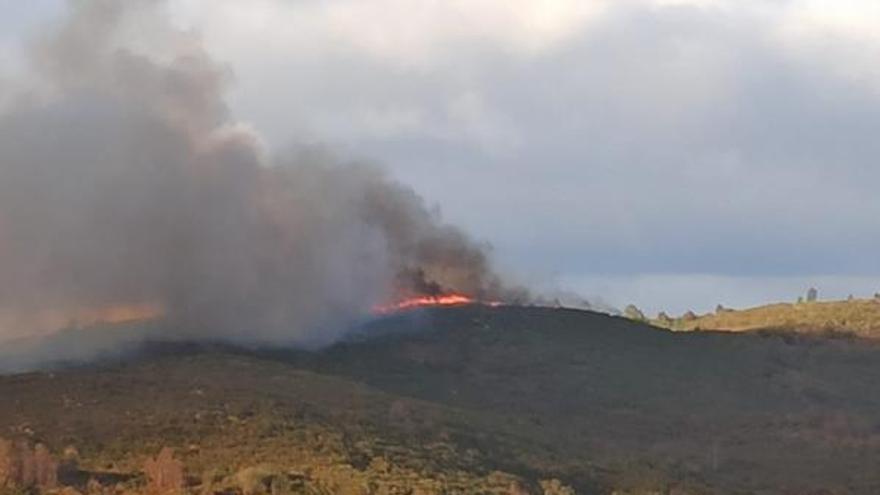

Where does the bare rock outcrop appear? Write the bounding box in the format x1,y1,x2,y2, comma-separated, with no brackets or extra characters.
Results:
624,304,647,322
656,312,673,325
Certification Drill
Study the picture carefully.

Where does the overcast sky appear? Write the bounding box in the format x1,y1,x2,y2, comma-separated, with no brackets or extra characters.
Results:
3,0,879,315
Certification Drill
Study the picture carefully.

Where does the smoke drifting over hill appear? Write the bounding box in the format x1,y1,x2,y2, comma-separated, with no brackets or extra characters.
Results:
0,0,520,346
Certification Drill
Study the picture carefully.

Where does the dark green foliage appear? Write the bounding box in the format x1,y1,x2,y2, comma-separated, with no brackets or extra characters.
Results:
3,306,880,493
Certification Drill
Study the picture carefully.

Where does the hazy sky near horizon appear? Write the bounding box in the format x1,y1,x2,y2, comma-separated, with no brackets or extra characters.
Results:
2,0,879,315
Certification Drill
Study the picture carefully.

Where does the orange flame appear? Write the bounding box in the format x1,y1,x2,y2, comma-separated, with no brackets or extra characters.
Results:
0,302,165,341
372,294,500,315
40,303,163,331
71,302,164,326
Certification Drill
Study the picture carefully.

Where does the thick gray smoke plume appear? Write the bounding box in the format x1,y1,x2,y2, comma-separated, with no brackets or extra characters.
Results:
0,0,518,348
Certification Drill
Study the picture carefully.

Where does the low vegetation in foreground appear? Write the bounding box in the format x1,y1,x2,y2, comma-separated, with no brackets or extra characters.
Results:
3,305,880,494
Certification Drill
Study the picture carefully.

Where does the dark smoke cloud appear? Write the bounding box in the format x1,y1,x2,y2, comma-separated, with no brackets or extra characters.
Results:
0,0,519,347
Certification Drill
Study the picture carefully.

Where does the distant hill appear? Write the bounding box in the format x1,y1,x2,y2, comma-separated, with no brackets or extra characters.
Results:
655,298,880,337
3,306,880,494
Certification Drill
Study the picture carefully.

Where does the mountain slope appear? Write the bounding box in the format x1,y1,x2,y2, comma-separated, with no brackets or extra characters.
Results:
2,306,880,494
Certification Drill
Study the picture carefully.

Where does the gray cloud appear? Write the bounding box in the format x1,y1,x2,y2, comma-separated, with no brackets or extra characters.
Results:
2,0,879,323
177,1,880,289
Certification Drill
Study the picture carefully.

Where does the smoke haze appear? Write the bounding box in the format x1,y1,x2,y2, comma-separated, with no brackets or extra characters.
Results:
0,0,517,348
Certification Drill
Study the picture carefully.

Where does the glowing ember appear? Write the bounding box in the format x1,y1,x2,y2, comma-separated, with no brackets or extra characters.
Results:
0,302,164,340
373,294,476,314
75,303,164,325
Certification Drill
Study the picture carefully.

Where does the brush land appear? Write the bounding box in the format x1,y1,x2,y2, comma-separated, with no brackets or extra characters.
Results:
2,306,880,494
654,298,880,337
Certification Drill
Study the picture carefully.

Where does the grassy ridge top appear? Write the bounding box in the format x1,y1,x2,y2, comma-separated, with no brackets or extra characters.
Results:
657,298,880,336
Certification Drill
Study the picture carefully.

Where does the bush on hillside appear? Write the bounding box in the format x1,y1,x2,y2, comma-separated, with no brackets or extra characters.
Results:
0,438,58,491
624,305,646,322
143,448,183,495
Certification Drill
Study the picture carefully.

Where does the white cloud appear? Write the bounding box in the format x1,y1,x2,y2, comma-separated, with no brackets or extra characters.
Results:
773,0,880,91
311,105,427,140
169,0,609,66
783,0,880,41
446,91,521,152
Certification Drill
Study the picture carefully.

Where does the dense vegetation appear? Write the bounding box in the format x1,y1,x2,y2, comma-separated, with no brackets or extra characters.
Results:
2,306,880,494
